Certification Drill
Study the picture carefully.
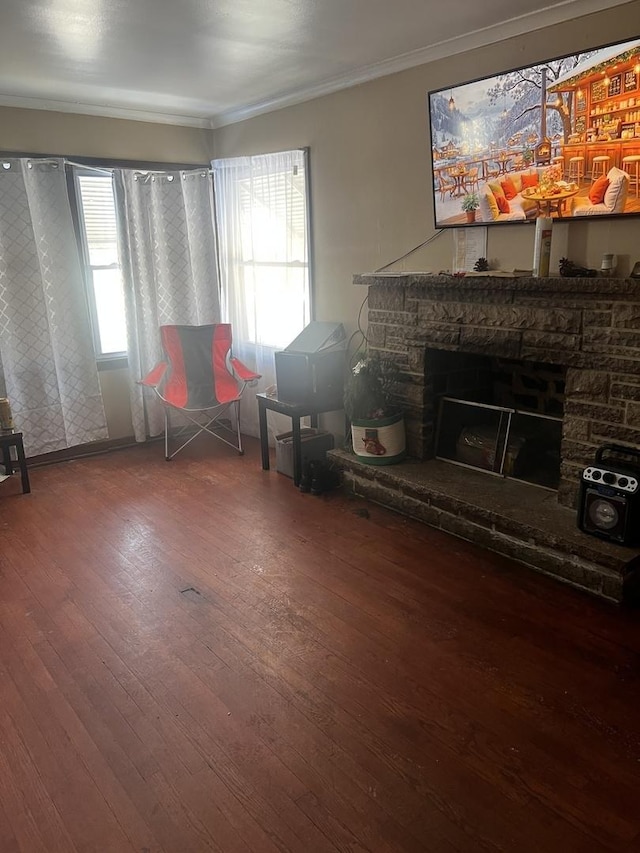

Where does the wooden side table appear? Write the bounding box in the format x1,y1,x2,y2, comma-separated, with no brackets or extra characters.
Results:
256,392,342,486
0,430,30,494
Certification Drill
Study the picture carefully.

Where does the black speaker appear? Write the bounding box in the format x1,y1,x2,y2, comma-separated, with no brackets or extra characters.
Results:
578,444,640,545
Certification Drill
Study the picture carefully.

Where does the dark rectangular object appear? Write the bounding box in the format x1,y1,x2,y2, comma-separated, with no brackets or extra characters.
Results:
578,444,640,546
275,322,346,408
275,428,334,478
275,350,345,408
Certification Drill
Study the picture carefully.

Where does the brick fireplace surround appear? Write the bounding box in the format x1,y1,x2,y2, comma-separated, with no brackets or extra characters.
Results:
330,273,640,603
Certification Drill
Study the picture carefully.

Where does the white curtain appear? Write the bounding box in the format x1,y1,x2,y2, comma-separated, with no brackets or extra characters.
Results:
114,168,221,441
212,149,310,438
0,158,107,456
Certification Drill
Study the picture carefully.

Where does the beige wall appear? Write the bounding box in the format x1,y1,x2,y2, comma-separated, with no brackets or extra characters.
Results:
212,4,640,336
0,107,210,163
3,6,640,443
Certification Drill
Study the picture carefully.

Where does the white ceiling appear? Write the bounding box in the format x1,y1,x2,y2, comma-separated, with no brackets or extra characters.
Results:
0,0,631,128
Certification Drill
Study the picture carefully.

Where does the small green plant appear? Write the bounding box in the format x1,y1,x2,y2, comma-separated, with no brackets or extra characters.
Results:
461,192,479,212
344,354,401,421
523,148,534,165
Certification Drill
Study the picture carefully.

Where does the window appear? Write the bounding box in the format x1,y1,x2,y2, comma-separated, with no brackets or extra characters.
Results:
213,149,311,351
75,172,128,357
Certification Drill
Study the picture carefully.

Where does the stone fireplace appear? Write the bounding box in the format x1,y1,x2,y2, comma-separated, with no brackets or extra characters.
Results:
330,273,640,602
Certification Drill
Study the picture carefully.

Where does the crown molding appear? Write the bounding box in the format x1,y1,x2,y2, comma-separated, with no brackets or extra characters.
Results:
0,93,214,129
212,0,631,128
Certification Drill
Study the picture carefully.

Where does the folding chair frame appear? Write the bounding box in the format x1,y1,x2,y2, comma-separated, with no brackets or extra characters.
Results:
162,399,244,461
139,324,261,461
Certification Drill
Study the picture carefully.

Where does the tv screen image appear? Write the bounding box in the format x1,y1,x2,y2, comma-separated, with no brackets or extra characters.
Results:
428,37,640,228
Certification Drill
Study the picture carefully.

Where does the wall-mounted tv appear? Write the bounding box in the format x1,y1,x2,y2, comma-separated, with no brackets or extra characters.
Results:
428,37,640,228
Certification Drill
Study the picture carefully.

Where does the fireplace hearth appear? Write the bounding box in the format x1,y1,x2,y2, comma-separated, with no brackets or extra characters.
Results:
329,273,640,603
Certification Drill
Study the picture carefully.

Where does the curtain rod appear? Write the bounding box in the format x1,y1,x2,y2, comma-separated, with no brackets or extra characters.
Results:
1,156,213,178
1,157,111,175
65,159,113,175
64,159,213,177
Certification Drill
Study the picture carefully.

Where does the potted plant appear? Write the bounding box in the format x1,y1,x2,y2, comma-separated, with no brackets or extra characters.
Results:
344,353,406,465
461,192,479,223
523,147,534,166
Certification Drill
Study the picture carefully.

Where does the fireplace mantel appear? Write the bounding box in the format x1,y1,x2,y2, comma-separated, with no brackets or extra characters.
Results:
354,271,640,508
354,272,639,297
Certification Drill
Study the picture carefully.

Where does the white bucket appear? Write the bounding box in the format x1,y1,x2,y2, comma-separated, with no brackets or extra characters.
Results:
351,414,406,465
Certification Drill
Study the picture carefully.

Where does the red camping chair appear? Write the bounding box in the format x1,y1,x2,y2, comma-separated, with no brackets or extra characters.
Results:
140,324,261,460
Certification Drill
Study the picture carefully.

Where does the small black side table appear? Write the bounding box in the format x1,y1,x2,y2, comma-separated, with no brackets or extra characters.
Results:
0,430,30,494
257,392,342,486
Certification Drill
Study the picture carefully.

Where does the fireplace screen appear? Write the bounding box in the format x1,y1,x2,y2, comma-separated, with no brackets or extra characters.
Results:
436,397,562,490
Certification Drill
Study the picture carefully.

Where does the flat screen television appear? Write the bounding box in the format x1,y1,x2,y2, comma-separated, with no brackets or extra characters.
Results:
428,37,640,228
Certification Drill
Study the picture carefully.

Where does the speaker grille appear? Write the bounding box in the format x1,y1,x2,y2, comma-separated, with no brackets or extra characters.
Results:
582,489,627,543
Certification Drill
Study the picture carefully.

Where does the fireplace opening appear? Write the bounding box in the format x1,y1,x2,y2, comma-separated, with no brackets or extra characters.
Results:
429,351,566,490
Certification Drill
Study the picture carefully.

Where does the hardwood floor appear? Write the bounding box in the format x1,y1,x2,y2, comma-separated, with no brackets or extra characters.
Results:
1,438,640,852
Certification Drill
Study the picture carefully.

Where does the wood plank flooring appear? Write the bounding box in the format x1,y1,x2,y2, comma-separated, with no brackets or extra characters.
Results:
1,437,640,852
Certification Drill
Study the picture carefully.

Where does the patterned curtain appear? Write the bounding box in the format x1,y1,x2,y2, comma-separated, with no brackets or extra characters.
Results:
0,158,107,456
114,168,220,441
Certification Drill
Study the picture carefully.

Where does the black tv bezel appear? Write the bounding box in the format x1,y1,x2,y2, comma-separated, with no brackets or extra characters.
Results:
427,35,640,229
